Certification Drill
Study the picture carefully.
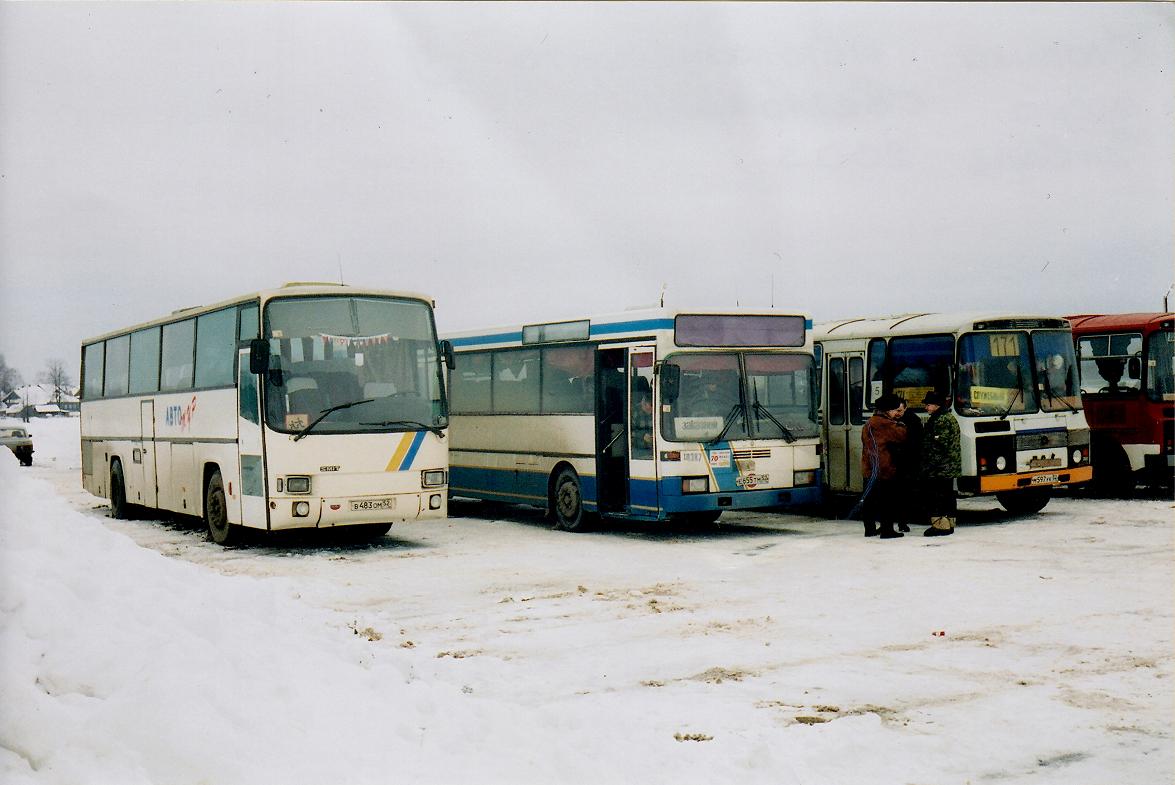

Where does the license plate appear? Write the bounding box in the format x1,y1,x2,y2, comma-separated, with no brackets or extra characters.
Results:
351,497,396,511
1030,474,1060,486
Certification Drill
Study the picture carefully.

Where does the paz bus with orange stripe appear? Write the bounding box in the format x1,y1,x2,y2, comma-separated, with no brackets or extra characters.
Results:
814,313,1093,515
80,283,451,544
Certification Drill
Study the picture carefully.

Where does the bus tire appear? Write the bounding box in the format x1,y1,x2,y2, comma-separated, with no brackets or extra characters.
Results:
205,470,239,545
551,467,589,532
110,460,131,520
1091,441,1134,497
995,488,1051,516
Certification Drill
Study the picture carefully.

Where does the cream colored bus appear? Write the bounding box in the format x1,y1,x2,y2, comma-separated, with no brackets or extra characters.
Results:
80,283,450,544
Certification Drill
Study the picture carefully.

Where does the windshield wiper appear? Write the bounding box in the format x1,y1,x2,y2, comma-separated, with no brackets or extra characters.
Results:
709,402,745,444
292,397,374,441
1040,379,1079,413
999,365,1024,421
362,419,447,439
751,380,796,443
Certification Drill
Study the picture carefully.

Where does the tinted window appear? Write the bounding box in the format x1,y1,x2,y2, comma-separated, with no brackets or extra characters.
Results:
83,343,105,400
129,327,161,394
452,352,492,413
827,357,845,425
493,350,540,413
195,308,237,388
104,335,130,397
866,339,886,408
1146,330,1174,401
848,356,866,425
161,319,196,391
887,335,954,411
541,345,594,413
239,304,259,341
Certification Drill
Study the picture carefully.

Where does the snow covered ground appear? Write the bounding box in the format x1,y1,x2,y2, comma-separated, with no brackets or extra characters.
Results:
2,417,1172,785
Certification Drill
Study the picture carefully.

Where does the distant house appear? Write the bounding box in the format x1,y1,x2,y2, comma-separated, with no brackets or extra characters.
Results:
2,384,80,419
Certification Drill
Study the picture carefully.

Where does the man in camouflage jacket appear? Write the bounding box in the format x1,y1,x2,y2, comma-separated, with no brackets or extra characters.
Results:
920,390,961,536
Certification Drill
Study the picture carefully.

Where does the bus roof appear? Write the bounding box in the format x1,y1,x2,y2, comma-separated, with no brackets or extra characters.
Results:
814,312,1073,340
442,306,811,349
82,282,436,345
1066,313,1175,334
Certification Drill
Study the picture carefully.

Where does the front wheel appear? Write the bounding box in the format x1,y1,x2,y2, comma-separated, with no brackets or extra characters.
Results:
550,467,590,532
205,470,239,545
110,461,130,519
996,488,1051,516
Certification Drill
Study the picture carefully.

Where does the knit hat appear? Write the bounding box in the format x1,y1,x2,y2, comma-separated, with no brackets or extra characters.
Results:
922,390,947,406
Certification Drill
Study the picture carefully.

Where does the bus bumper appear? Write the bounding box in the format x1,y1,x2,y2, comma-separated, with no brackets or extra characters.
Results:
658,479,823,515
977,465,1093,493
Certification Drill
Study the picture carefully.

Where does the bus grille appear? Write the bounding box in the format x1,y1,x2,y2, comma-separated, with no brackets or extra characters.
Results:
734,449,772,460
1015,430,1067,450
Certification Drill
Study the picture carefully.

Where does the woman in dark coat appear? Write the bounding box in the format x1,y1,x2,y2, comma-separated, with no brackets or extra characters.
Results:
859,393,907,539
920,390,962,536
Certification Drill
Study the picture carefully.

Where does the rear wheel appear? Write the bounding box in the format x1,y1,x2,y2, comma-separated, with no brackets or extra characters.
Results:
996,488,1051,515
205,470,239,545
110,461,130,519
551,467,590,532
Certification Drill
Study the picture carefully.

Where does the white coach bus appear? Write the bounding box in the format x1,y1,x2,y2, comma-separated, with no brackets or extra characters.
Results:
815,313,1092,514
80,283,450,544
444,308,822,530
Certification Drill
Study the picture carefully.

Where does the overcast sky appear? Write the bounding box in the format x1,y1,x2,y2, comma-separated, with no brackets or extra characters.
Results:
1,2,1171,382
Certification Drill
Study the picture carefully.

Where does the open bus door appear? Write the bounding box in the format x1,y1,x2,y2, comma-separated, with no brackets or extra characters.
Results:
824,351,866,493
594,343,658,517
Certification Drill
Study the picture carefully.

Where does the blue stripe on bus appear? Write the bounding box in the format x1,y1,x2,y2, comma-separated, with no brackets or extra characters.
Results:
658,477,823,513
589,318,676,337
400,430,427,470
450,465,600,510
449,331,524,347
451,317,810,347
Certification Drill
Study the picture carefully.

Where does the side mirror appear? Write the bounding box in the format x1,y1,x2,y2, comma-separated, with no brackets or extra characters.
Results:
249,339,270,374
1127,357,1142,380
440,339,456,371
659,363,681,401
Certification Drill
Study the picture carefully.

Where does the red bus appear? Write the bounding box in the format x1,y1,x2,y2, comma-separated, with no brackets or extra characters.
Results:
1069,313,1174,491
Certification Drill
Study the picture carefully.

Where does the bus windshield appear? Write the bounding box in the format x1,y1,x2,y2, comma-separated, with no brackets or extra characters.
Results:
957,332,1034,416
1147,330,1175,402
263,296,447,434
1031,330,1081,412
660,352,817,441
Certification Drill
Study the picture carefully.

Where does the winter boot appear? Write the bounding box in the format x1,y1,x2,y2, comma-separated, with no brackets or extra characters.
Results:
924,516,955,537
864,521,878,537
898,522,911,533
879,522,904,539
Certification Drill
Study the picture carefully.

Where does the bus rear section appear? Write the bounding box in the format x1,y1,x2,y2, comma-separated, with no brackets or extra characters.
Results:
1070,313,1174,492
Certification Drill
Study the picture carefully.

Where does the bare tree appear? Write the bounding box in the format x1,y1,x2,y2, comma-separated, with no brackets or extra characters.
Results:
39,359,73,401
0,354,22,394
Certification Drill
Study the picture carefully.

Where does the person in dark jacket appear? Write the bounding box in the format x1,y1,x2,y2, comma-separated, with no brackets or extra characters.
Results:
920,390,962,536
894,397,924,532
859,393,907,539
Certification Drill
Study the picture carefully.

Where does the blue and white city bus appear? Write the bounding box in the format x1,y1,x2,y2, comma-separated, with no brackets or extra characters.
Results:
80,283,450,544
444,308,821,530
815,312,1092,514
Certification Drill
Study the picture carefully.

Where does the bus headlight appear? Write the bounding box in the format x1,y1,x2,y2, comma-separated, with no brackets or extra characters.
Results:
1072,449,1083,464
682,476,709,494
421,470,447,488
429,494,443,510
995,456,1007,471
793,470,817,487
293,501,311,517
285,476,311,494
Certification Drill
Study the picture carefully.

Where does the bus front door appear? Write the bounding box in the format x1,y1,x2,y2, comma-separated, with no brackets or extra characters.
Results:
824,352,866,493
237,349,267,528
595,347,629,514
